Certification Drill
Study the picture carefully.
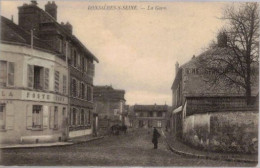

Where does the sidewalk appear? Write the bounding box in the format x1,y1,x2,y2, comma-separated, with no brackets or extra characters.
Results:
0,136,104,149
162,131,258,163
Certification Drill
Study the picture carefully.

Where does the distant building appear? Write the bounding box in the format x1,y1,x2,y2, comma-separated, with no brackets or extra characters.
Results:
131,104,169,129
93,85,126,130
170,33,259,136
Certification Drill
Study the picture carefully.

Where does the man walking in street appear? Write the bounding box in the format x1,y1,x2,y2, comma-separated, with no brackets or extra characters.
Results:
152,127,161,149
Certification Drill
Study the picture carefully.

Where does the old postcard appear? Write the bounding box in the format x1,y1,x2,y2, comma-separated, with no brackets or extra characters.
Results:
0,0,259,167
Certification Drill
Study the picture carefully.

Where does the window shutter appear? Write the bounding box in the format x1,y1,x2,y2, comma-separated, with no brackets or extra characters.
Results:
44,68,49,90
43,106,49,129
49,107,54,129
6,104,14,130
26,105,32,129
27,65,34,88
7,62,14,86
0,61,7,87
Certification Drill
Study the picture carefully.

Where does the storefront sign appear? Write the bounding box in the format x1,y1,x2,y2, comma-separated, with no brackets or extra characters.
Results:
0,89,68,104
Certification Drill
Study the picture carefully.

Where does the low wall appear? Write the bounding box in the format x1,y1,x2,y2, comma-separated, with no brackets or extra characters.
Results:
182,111,258,154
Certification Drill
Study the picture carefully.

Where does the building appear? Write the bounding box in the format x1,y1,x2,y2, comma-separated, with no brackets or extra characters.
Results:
170,33,259,137
131,104,168,129
0,16,69,144
93,85,125,132
0,0,99,143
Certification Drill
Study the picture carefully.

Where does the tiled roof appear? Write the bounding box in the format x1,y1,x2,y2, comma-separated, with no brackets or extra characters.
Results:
134,104,168,112
0,16,56,52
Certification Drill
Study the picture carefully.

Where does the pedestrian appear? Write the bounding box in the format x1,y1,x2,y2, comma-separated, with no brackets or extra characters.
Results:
152,127,161,149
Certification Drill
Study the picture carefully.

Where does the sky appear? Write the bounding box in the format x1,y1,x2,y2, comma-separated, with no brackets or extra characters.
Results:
1,1,231,105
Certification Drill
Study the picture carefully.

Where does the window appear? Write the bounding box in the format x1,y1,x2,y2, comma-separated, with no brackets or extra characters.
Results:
157,121,162,127
73,50,77,67
77,80,80,98
72,78,77,97
135,112,139,117
27,65,49,90
149,112,153,117
81,83,85,99
54,71,60,92
87,86,92,101
0,61,7,87
32,105,42,129
54,106,58,129
58,38,63,53
72,108,77,126
148,120,153,128
139,120,144,128
0,61,14,87
80,109,85,125
0,104,5,129
77,54,81,68
63,75,67,94
162,112,166,117
88,111,91,124
157,112,162,117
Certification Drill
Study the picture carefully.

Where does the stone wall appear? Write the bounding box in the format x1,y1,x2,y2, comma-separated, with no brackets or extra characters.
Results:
182,111,258,154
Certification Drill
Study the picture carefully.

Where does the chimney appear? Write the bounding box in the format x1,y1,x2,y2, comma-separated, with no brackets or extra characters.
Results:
31,0,38,6
62,22,73,34
175,61,179,76
217,31,228,47
45,1,57,20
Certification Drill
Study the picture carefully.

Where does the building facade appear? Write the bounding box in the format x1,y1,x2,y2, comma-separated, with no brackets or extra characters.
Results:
170,33,259,137
0,16,69,144
0,1,99,143
93,86,125,130
131,104,168,129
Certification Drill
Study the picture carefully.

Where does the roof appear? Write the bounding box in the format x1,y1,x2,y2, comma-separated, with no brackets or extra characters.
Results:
0,16,56,53
171,47,259,97
134,104,168,112
93,85,125,101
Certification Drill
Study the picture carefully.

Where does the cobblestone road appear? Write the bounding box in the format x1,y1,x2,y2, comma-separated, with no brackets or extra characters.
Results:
0,130,256,166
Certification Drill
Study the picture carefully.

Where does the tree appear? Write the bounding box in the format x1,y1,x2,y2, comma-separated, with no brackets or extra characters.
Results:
198,2,259,105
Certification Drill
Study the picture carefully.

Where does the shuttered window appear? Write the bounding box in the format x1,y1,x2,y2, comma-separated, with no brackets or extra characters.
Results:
54,106,58,129
54,71,60,92
0,61,7,87
27,65,34,88
7,62,14,86
43,106,48,129
44,68,49,90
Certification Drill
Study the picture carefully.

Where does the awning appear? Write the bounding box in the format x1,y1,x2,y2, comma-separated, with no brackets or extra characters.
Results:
172,106,182,114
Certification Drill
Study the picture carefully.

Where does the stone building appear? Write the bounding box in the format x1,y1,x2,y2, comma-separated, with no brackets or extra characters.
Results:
131,104,169,129
0,16,69,144
0,1,99,143
93,85,125,130
170,33,259,137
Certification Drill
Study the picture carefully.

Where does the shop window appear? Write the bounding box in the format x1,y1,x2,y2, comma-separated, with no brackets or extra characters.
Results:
54,71,60,92
80,109,85,125
0,104,5,129
157,121,162,127
0,61,14,87
32,105,43,129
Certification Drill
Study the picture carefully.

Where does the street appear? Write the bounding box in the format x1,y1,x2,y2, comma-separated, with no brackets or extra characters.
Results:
0,130,256,166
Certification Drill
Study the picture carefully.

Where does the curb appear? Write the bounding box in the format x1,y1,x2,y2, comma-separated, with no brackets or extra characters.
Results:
0,136,105,149
0,142,74,149
162,131,258,164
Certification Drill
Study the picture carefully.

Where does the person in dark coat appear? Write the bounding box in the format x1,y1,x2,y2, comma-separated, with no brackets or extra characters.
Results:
152,127,161,149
